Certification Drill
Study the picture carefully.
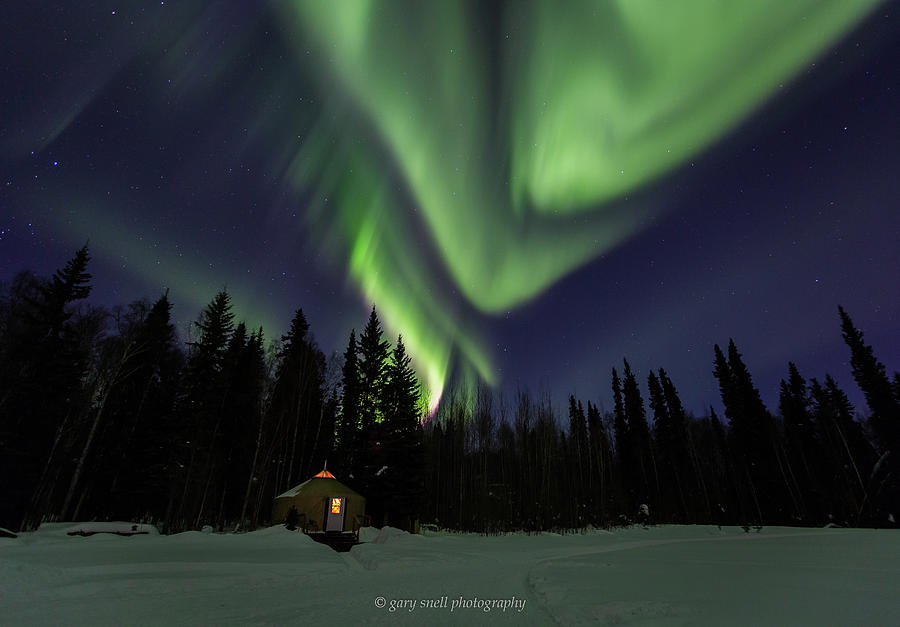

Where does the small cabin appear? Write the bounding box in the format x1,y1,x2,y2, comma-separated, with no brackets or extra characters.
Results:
272,470,366,533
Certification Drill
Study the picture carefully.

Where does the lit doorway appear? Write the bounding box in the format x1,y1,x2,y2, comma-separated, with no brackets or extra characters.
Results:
326,497,345,531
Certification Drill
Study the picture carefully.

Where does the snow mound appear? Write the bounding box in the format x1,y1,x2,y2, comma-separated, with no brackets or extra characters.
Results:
34,522,160,537
352,525,415,545
238,526,319,547
67,522,160,536
245,524,310,538
373,526,412,544
357,526,380,543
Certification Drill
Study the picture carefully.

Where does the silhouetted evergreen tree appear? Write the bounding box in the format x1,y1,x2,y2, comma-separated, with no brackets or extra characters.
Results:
837,307,900,524
0,271,47,529
191,320,249,527
0,246,94,530
356,306,391,497
648,370,689,521
714,340,796,524
269,309,329,491
358,306,390,432
893,373,900,405
705,407,736,523
838,306,899,455
119,293,183,520
659,369,696,516
336,329,361,476
192,324,271,529
808,375,873,524
611,367,631,513
380,335,425,530
714,342,758,522
586,401,613,523
587,401,600,512
778,362,824,521
64,294,184,524
567,396,589,524
622,359,657,514
170,290,235,530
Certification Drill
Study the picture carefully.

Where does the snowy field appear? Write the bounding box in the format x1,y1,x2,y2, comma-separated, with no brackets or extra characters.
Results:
2,523,898,625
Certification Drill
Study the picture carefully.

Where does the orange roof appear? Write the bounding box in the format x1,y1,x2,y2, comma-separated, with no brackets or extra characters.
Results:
313,469,336,479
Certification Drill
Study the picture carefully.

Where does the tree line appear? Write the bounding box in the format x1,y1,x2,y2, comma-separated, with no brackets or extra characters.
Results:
1,246,897,533
424,326,897,532
0,246,422,532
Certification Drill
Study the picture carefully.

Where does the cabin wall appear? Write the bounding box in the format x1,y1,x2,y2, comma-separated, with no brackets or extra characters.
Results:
273,493,366,532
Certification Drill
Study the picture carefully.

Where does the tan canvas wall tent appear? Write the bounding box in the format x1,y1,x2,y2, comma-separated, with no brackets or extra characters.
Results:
271,469,366,533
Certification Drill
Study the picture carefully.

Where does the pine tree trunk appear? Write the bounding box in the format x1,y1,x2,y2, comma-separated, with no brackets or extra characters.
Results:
686,428,712,521
236,409,266,532
24,409,71,530
108,375,153,496
60,372,119,520
215,483,228,530
286,400,301,489
253,467,270,527
194,414,225,528
71,480,91,521
174,442,197,529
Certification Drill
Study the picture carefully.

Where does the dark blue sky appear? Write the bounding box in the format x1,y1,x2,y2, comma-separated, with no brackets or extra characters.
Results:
2,2,898,417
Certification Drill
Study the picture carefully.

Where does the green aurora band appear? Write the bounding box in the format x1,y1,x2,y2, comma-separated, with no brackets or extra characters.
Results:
9,1,878,412
277,0,878,410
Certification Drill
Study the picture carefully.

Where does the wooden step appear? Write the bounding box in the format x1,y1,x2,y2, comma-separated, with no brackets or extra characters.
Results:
307,532,359,552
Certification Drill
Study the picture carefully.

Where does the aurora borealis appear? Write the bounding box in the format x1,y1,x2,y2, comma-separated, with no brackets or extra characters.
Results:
2,1,899,414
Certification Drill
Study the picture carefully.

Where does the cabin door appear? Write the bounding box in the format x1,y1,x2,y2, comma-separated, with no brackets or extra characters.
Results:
325,497,345,531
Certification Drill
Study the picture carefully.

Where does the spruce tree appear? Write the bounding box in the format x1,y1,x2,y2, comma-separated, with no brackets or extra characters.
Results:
0,246,93,529
611,367,631,513
713,340,786,523
779,362,825,519
893,373,900,405
85,293,184,523
718,340,774,469
216,326,268,527
337,329,361,476
187,291,235,382
647,372,670,456
125,293,183,519
586,401,611,523
809,375,873,523
37,244,93,337
648,369,690,521
567,396,589,524
705,406,736,524
381,335,424,529
190,321,250,528
838,306,899,455
269,309,327,489
658,369,688,453
356,306,391,501
622,359,656,512
358,306,390,432
171,290,235,529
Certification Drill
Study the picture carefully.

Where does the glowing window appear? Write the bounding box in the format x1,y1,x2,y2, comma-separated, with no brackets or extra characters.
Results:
331,498,342,514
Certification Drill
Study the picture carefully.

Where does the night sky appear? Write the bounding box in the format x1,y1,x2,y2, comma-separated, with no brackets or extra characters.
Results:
2,1,898,416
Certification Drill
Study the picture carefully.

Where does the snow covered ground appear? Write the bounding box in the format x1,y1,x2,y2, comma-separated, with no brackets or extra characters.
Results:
2,523,898,625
